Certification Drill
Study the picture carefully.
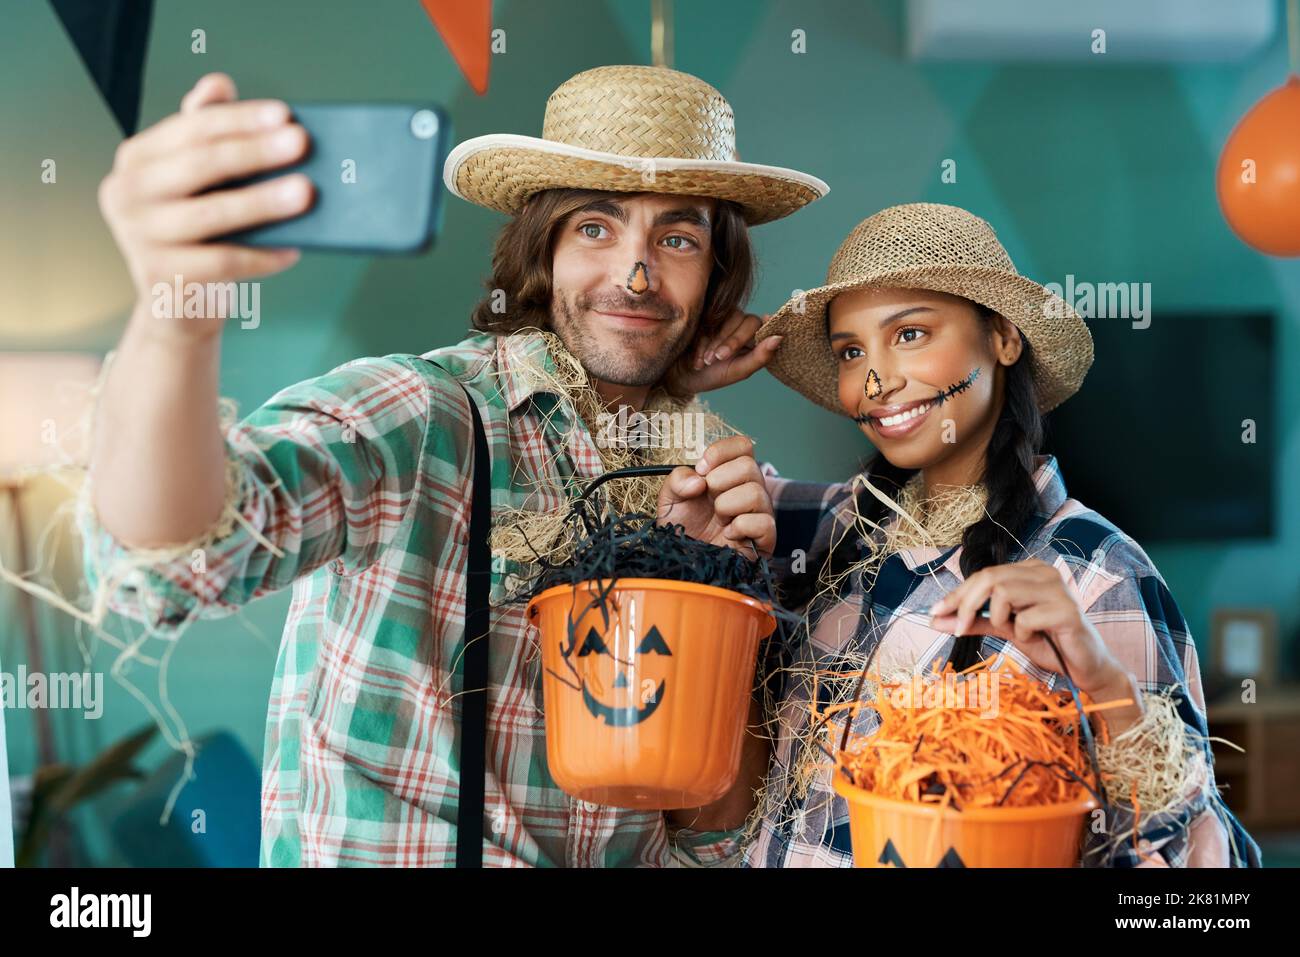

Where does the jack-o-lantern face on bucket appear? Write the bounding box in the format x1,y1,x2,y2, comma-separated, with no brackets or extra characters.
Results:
570,624,672,726
529,579,774,810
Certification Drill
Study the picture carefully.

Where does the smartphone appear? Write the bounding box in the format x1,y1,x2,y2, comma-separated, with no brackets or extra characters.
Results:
217,103,451,254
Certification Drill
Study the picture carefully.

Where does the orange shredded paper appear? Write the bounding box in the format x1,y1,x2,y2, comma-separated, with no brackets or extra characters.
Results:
822,657,1131,810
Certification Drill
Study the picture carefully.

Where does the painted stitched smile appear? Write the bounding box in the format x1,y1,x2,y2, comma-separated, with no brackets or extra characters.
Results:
852,368,981,426
855,399,936,436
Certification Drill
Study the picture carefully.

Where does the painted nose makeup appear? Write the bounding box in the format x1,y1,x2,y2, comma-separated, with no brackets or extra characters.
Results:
864,368,883,399
626,261,650,294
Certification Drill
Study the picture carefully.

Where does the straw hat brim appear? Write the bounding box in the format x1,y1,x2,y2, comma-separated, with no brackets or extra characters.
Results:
443,133,830,226
756,264,1094,415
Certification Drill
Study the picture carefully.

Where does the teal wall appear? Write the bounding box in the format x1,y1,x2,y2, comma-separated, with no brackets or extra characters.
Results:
2,0,1297,863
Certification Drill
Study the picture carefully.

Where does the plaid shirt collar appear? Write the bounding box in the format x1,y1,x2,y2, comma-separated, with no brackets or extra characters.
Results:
495,330,566,416
892,454,1070,580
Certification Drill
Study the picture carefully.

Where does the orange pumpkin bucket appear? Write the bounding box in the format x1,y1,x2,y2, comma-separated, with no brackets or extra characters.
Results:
832,775,1096,868
822,652,1120,867
527,578,776,810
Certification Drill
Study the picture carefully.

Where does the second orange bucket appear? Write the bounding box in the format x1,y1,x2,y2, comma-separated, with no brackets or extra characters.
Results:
527,578,776,810
833,773,1096,867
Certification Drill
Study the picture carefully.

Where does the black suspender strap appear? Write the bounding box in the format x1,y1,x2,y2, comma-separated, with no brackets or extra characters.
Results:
454,378,491,868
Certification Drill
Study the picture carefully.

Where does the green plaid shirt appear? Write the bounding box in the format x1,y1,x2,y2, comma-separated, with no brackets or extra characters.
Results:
79,330,741,867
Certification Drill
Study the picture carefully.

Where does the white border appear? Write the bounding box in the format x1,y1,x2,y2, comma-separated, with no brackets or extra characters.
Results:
0,649,13,867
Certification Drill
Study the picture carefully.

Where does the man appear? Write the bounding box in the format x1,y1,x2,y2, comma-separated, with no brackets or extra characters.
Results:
83,65,828,866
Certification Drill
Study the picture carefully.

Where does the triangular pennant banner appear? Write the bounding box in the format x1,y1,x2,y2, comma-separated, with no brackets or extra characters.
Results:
419,0,491,96
49,0,154,136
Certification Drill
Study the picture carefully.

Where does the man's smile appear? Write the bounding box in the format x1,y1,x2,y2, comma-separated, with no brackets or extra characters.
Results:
593,309,665,330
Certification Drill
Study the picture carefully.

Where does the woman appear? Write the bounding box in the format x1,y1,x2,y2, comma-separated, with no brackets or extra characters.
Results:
741,203,1260,867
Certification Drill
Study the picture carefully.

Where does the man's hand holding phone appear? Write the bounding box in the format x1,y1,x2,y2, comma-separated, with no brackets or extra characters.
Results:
97,72,312,337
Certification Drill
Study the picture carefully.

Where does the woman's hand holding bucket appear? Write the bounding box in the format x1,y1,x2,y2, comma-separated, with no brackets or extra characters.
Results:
929,558,1144,733
657,436,776,559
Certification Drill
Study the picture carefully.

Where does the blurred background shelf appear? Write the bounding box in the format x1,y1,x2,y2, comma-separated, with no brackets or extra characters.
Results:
1207,685,1300,834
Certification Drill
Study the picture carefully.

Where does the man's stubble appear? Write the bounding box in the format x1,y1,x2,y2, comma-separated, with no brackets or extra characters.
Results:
550,287,700,388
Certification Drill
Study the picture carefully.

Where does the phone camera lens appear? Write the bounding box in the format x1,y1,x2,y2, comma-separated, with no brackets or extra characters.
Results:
411,110,438,140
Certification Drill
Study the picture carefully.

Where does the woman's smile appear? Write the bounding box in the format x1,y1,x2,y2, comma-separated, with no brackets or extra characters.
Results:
859,396,936,438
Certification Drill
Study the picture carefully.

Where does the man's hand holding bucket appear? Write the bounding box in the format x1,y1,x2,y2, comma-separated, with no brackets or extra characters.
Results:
657,436,776,559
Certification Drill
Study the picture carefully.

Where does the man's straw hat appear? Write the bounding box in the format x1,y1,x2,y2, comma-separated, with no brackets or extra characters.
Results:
443,65,829,225
758,203,1094,414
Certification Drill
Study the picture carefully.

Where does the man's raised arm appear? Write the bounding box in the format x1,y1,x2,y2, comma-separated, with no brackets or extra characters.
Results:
90,71,310,547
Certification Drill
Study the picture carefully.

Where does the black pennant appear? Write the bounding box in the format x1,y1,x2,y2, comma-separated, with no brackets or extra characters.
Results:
49,0,154,136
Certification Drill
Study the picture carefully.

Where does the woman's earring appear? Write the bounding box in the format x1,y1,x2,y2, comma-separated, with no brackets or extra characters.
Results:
626,261,650,294
864,368,883,399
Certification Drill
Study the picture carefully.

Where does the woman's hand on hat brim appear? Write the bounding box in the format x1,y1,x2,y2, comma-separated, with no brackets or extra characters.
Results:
664,307,782,395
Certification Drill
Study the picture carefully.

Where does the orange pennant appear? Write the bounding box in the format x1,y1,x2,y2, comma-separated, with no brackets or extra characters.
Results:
420,0,492,95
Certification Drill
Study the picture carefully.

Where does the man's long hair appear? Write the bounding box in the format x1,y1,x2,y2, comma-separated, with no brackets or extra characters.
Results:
470,188,756,341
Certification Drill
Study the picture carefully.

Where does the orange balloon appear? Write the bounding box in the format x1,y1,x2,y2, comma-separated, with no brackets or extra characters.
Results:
1218,74,1300,256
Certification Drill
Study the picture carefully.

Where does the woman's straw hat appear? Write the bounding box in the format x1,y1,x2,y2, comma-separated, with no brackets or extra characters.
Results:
757,203,1094,414
443,65,829,225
